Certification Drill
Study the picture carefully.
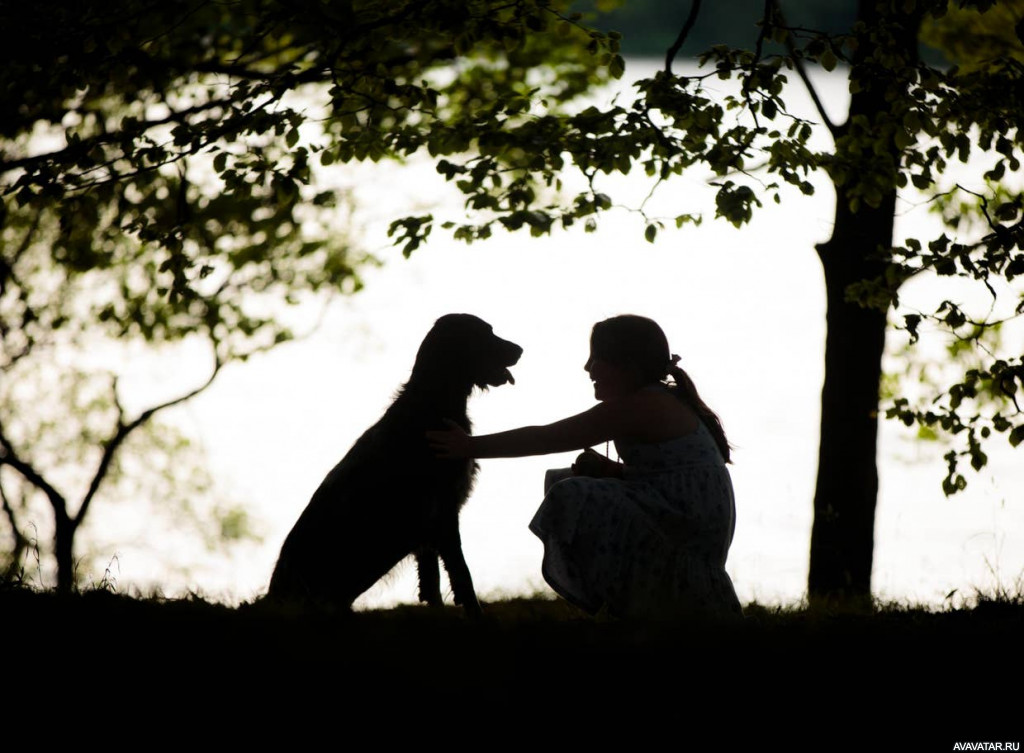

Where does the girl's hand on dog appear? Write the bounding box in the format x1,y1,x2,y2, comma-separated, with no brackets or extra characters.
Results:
426,419,472,458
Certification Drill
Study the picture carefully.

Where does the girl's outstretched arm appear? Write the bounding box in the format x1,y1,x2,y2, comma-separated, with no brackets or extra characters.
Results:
427,400,631,459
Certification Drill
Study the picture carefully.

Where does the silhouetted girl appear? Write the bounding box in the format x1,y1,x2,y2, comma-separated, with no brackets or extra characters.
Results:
428,314,742,620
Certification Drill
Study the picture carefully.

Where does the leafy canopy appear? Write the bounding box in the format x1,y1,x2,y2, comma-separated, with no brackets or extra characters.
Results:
0,0,622,586
393,0,1024,493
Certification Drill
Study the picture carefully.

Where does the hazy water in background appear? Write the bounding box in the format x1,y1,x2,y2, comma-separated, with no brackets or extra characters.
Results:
94,61,1023,607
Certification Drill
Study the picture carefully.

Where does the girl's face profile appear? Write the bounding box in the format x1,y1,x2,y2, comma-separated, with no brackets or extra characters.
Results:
584,350,638,402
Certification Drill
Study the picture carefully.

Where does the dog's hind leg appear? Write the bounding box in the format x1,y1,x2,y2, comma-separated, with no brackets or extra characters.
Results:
415,547,443,607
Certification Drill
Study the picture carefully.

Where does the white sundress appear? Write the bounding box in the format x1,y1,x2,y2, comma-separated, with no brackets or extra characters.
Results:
529,419,743,621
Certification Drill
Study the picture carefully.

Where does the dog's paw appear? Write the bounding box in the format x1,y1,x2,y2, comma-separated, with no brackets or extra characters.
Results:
419,591,444,608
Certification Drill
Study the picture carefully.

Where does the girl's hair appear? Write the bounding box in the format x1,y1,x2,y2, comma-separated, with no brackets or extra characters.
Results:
590,315,731,462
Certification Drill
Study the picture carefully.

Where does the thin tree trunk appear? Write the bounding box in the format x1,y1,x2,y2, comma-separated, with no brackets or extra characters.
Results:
55,510,76,593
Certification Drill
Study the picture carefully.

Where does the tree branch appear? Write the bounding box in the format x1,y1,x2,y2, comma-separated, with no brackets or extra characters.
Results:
42,88,289,195
665,0,702,75
740,0,777,131
0,206,42,299
0,422,69,521
138,0,209,48
772,0,838,136
0,470,30,579
0,207,44,369
0,96,237,178
73,346,224,527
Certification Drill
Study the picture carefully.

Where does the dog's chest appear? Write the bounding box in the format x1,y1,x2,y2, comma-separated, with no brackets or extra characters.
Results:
423,455,477,509
361,400,479,513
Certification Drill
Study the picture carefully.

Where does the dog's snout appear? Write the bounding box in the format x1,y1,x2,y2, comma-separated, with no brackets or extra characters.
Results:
503,339,524,365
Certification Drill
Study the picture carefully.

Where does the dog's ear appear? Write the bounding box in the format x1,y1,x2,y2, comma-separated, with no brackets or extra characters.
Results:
469,327,523,389
410,314,484,386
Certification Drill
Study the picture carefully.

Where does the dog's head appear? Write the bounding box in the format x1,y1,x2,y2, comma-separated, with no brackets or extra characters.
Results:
411,314,523,392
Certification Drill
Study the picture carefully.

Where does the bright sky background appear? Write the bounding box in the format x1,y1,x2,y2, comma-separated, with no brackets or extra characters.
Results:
66,62,1024,608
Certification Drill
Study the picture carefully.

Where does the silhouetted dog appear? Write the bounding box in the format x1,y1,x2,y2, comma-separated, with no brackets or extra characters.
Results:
267,314,522,615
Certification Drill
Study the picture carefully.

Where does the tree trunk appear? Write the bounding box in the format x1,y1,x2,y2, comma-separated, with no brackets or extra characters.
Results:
55,511,76,593
809,196,891,602
807,0,919,603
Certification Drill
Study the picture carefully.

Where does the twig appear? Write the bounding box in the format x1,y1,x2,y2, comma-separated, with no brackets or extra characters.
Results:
772,0,838,136
665,0,703,76
740,0,777,130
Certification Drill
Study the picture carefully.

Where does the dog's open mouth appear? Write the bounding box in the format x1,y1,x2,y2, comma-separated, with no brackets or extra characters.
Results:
484,366,515,387
479,338,522,388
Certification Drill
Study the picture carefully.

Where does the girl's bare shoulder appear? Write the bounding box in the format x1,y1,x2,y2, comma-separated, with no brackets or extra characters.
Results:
619,385,699,440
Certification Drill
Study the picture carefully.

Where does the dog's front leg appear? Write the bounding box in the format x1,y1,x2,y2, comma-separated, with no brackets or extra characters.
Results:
415,547,443,607
436,523,482,617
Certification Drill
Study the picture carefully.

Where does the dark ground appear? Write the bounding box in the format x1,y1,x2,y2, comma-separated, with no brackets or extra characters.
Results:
4,587,1021,747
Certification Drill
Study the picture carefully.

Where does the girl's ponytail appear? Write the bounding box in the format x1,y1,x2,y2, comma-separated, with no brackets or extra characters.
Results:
667,355,731,463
